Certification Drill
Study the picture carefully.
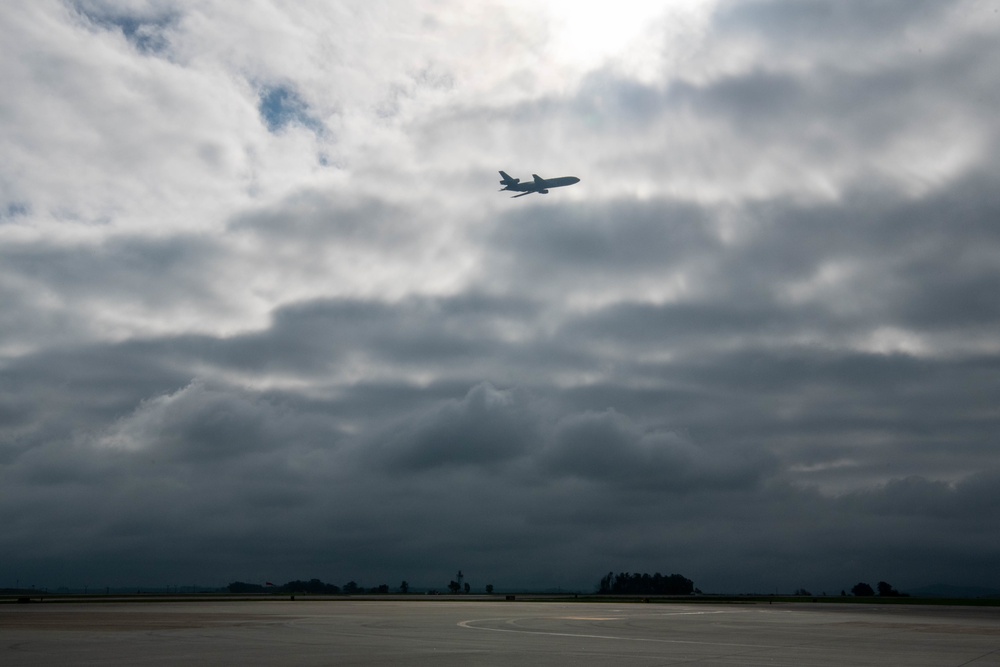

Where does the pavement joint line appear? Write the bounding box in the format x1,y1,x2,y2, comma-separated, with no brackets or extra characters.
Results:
456,618,783,648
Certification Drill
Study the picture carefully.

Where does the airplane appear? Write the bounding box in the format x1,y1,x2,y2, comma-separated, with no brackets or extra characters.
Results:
499,171,580,198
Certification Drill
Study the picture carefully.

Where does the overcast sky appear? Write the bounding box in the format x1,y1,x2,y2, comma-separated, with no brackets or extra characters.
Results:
3,0,1000,594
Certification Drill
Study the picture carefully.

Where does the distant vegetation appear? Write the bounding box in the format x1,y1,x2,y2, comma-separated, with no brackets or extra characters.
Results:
227,578,398,595
849,581,908,597
597,571,696,596
227,576,489,596
851,582,875,597
223,575,920,599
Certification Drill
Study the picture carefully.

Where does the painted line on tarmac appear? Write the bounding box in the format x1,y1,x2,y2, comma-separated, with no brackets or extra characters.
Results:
457,616,779,648
648,611,738,617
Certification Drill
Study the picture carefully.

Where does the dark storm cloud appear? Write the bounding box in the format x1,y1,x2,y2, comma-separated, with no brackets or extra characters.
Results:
367,382,540,470
2,322,998,590
100,381,342,463
540,408,770,491
0,342,780,587
589,348,1000,487
838,472,1000,520
0,339,193,473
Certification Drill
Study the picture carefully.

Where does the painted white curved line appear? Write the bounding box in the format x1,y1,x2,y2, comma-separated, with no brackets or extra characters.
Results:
457,616,779,649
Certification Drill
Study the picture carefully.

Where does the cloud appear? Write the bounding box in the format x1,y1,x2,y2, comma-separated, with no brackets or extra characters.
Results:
96,380,333,460
367,383,540,471
541,408,770,491
2,0,1000,593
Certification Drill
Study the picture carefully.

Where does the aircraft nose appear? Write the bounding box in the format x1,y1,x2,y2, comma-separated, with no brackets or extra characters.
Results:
571,177,580,183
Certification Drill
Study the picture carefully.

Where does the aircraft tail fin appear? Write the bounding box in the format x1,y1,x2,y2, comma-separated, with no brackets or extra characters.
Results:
499,170,519,186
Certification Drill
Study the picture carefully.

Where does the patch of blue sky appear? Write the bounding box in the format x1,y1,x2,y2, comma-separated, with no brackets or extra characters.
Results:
73,2,176,55
258,85,324,135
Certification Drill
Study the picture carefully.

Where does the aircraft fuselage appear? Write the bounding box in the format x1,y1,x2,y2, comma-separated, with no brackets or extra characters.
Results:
499,172,580,197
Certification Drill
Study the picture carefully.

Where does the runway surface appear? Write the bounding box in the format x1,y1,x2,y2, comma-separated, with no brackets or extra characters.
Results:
3,599,1000,665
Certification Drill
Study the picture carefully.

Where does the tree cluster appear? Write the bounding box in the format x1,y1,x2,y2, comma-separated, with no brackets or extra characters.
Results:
227,578,401,595
850,581,908,597
598,571,695,595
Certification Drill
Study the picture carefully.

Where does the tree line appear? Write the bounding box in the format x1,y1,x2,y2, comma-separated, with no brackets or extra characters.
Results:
597,571,696,595
227,575,908,597
848,581,907,597
227,578,408,595
792,581,908,597
227,574,497,596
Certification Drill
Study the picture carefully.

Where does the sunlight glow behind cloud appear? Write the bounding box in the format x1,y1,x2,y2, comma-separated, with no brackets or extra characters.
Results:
540,0,717,82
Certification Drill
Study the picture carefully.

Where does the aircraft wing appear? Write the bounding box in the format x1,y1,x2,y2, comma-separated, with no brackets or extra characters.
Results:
510,191,535,198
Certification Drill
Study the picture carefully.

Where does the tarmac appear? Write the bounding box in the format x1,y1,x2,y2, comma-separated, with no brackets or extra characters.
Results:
3,598,1000,665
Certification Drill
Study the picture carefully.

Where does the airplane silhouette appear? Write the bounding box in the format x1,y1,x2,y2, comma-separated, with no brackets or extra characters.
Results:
499,171,580,198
